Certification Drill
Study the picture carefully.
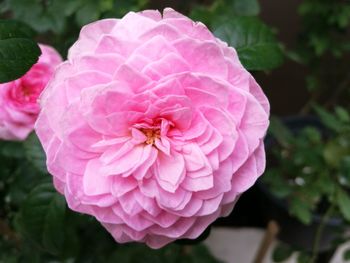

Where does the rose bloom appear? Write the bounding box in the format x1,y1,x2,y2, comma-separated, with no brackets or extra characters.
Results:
36,8,269,248
0,44,62,141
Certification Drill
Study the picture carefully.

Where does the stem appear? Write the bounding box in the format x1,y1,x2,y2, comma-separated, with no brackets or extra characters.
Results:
253,221,280,263
308,203,335,263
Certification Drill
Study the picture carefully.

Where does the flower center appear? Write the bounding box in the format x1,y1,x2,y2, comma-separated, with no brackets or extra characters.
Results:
140,128,161,145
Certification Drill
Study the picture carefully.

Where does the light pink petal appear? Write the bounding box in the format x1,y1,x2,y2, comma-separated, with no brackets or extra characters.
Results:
65,70,111,101
182,174,213,192
172,198,203,217
91,206,123,224
231,152,260,193
195,158,234,200
83,159,112,195
112,205,154,231
154,137,171,155
161,107,192,131
134,191,161,217
139,23,181,41
173,38,228,78
182,143,207,172
73,54,124,76
239,92,269,153
157,187,192,211
183,210,221,239
150,217,196,238
68,19,118,59
133,35,177,61
100,145,145,176
197,194,224,216
95,34,137,57
111,11,157,39
134,146,158,180
143,53,190,80
249,76,270,114
139,10,162,21
155,151,185,192
111,176,138,197
113,64,153,93
142,211,179,228
119,191,144,216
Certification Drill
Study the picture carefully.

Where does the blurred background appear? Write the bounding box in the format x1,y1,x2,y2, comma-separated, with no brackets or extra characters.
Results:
0,0,350,262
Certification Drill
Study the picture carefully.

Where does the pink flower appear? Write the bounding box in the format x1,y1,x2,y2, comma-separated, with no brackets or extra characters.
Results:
0,44,62,141
35,8,269,248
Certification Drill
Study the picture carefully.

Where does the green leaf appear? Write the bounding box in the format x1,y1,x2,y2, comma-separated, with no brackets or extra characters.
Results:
289,198,312,225
268,117,293,147
263,170,293,199
273,243,294,262
343,248,350,261
324,140,345,168
305,75,320,91
0,140,24,158
0,20,41,82
336,187,350,221
16,183,66,255
231,0,260,16
188,244,222,263
106,243,221,263
190,0,259,28
0,38,41,83
23,133,47,173
335,107,350,123
75,1,100,26
0,19,36,39
3,0,65,33
297,252,311,263
313,105,342,132
214,16,284,71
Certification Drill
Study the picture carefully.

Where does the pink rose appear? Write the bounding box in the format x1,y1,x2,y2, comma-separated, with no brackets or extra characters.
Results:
0,44,62,141
35,8,269,248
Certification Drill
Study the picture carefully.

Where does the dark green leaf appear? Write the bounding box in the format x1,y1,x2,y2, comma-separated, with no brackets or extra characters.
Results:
0,20,36,39
297,251,311,263
0,140,24,158
190,0,259,28
3,0,65,33
23,133,47,173
335,107,350,123
273,243,294,262
16,183,66,255
214,17,284,71
313,105,342,132
232,0,260,16
343,248,350,261
289,198,312,225
268,117,293,147
336,187,350,221
188,245,223,263
324,141,345,168
7,165,44,206
0,38,41,83
75,1,100,26
106,243,221,263
0,19,41,82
